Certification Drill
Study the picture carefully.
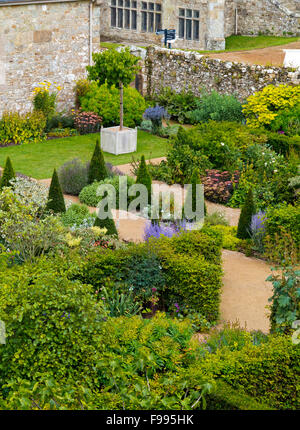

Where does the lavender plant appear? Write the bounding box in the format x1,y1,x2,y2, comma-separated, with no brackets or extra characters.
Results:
143,106,169,134
250,211,267,253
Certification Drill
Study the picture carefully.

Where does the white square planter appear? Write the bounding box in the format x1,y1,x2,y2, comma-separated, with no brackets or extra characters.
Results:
100,126,137,155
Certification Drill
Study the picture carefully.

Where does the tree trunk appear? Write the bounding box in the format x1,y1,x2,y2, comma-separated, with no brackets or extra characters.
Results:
120,82,123,131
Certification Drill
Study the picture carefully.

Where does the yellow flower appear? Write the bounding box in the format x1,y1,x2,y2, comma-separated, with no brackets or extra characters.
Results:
90,226,107,237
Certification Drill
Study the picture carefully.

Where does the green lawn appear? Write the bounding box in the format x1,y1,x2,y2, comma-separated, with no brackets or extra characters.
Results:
0,131,169,179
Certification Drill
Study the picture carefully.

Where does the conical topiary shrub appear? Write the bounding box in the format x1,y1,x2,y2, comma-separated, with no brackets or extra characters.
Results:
46,169,66,214
94,207,118,237
237,188,256,239
88,138,107,184
0,157,15,190
183,168,206,221
135,155,152,207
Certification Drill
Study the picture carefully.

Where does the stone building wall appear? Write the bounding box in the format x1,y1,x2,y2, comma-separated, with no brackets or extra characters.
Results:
141,46,299,101
100,0,226,51
0,0,101,117
225,0,300,37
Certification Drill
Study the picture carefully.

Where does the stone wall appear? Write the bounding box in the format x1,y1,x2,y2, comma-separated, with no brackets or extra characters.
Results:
225,0,300,37
0,0,101,117
142,46,300,101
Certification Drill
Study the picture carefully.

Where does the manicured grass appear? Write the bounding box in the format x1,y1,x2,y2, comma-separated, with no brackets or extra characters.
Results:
0,131,170,179
100,42,124,49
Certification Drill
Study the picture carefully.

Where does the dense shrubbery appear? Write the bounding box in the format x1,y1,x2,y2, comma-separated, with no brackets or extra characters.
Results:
80,82,146,128
58,158,89,196
0,111,46,145
153,87,198,124
74,110,102,135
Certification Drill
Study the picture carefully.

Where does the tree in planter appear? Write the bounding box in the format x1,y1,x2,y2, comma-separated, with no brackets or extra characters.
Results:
0,157,15,190
237,188,255,239
136,155,152,208
86,47,140,130
183,168,207,221
46,169,66,214
88,138,108,184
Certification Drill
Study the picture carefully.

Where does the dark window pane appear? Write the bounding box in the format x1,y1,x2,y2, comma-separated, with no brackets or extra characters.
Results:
111,7,117,26
118,0,123,5
117,8,123,27
142,11,147,31
142,2,147,9
155,13,162,31
132,0,137,7
125,0,130,6
193,10,199,18
179,18,184,38
149,2,154,10
111,0,116,5
125,9,130,28
186,19,192,39
131,10,137,29
193,20,199,40
156,4,161,11
179,8,185,17
186,9,192,18
148,12,154,32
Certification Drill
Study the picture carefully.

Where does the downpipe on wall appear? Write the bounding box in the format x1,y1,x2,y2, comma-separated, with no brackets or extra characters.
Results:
89,0,96,66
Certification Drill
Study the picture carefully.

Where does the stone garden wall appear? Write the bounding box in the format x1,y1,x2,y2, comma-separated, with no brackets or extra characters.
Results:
0,0,101,117
141,46,300,101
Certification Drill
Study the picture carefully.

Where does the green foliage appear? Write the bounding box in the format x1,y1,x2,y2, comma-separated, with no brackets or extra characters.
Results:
206,380,273,410
187,91,244,124
46,169,66,214
153,87,198,124
237,188,255,239
74,78,91,108
94,208,118,237
136,155,152,206
58,158,88,196
87,47,140,89
265,203,300,249
60,203,95,228
269,104,300,137
0,111,46,145
100,285,142,317
0,267,104,386
264,132,300,157
267,266,300,334
79,175,135,208
243,84,300,128
207,225,242,251
205,211,229,227
33,85,57,121
198,334,300,410
183,168,206,220
0,157,15,190
88,138,108,184
80,82,146,128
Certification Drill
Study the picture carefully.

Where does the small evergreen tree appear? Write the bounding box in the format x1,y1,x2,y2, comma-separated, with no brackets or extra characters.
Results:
94,208,118,237
135,155,152,207
0,157,15,190
237,188,256,239
88,138,107,184
46,169,66,214
183,168,206,220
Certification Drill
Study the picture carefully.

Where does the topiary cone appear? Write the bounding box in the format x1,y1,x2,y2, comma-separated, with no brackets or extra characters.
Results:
135,155,152,207
94,207,118,237
88,137,107,184
46,168,66,214
237,188,255,239
0,156,15,190
183,168,206,220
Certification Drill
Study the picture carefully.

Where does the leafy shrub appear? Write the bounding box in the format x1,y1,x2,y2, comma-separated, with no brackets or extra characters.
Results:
74,78,91,109
74,110,102,135
58,158,88,196
264,131,300,157
202,169,239,204
198,334,300,409
153,87,198,123
207,225,241,251
269,104,300,137
0,157,15,190
46,169,66,214
265,203,300,248
47,128,78,138
10,177,49,212
100,285,142,317
60,204,95,228
205,211,229,227
32,81,60,121
0,111,46,145
80,82,146,128
46,113,75,131
242,84,300,128
187,91,244,124
143,105,169,134
267,266,300,334
79,175,135,208
88,138,108,184
0,267,104,385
